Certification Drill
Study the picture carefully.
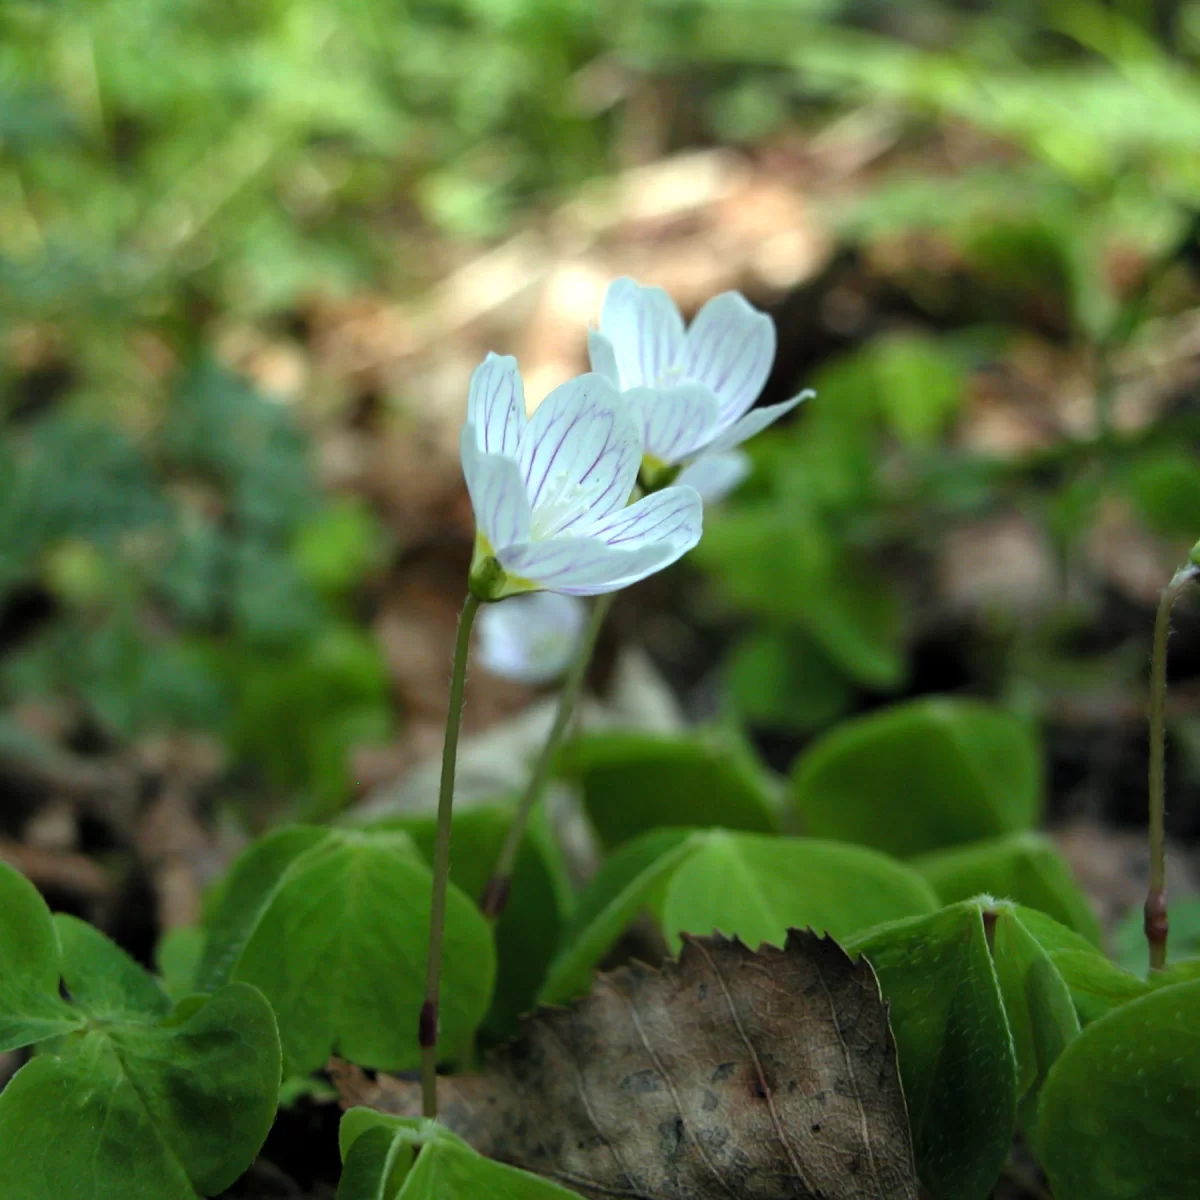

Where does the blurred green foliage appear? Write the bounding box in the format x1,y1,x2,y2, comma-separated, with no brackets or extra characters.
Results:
0,355,393,815
3,0,1200,794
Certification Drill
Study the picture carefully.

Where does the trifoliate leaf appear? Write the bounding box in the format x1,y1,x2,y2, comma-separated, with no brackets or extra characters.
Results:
0,982,280,1199
0,863,281,1199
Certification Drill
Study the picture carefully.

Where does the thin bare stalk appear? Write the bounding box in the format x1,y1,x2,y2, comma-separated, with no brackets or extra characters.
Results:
420,591,481,1118
1146,563,1198,973
479,591,614,920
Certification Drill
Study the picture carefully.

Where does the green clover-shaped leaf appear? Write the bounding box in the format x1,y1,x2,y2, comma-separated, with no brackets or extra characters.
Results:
0,860,280,1199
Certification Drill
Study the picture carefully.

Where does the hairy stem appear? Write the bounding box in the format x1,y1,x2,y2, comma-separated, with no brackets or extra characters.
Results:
1146,564,1198,972
420,591,481,1118
479,591,615,920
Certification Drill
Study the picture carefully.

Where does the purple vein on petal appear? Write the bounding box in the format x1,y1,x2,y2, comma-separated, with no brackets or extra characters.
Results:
485,370,515,455
591,494,696,547
504,541,599,587
529,399,625,516
483,466,509,547
576,415,625,486
482,375,495,451
526,405,587,504
584,440,636,510
712,329,755,400
667,398,699,459
688,320,733,388
606,505,691,547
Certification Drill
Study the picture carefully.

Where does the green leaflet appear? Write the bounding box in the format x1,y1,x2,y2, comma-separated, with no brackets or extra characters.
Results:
725,627,854,732
660,830,938,950
846,901,1018,1200
990,906,1079,1126
1014,906,1151,1024
0,860,280,1199
914,832,1101,944
563,730,782,850
792,698,1042,857
0,863,78,1052
1036,980,1200,1200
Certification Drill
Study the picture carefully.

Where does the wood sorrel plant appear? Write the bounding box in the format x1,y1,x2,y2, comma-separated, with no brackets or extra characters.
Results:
427,276,815,1107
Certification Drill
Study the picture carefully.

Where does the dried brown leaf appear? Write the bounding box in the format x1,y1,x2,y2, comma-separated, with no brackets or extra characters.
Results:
334,929,918,1199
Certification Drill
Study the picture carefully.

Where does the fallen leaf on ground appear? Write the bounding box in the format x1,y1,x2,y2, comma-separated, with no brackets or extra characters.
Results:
333,928,919,1199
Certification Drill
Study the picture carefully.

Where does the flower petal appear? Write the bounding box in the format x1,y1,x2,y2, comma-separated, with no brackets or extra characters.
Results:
586,330,622,386
466,352,526,457
598,277,686,389
497,536,682,597
579,484,702,558
460,429,533,552
517,373,640,536
477,592,586,684
676,449,751,502
624,384,721,465
681,292,776,426
703,389,815,455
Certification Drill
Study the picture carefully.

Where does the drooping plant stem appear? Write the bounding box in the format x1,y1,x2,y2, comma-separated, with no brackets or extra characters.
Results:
420,590,481,1119
1146,563,1198,973
479,590,615,921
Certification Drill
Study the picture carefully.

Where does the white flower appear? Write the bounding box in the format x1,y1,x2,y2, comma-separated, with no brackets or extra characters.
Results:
461,353,703,599
477,591,586,684
587,277,814,477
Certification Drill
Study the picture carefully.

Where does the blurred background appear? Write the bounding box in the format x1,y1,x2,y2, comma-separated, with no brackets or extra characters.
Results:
2,0,1200,994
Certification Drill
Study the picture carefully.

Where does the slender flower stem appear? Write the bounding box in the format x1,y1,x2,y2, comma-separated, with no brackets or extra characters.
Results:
420,590,481,1119
1146,564,1198,973
479,591,615,921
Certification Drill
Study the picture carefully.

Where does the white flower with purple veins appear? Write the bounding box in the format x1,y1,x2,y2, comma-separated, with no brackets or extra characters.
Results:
461,353,703,599
477,591,586,684
588,277,814,491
